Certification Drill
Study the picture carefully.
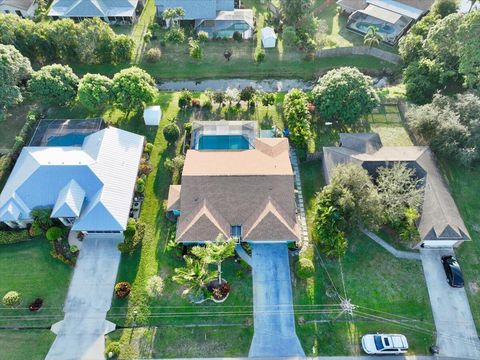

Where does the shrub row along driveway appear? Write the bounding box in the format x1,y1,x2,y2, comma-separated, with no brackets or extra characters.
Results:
420,248,480,359
248,243,305,357
45,234,123,360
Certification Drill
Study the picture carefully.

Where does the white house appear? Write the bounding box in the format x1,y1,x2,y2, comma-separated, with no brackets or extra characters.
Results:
0,0,37,17
261,27,277,48
48,0,139,23
0,127,145,233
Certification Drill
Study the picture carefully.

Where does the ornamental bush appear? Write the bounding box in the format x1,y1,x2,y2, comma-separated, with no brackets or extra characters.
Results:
163,122,180,143
105,341,121,358
178,90,193,108
46,227,63,241
254,48,265,63
2,291,21,307
144,47,162,63
114,282,131,298
146,275,165,298
296,258,315,279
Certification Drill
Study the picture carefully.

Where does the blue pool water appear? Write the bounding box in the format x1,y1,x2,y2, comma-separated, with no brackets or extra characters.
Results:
197,135,250,150
47,133,87,146
356,22,395,35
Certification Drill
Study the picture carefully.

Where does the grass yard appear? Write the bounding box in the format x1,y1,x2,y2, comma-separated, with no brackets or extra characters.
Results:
0,103,35,150
441,160,480,332
0,238,73,359
296,161,435,355
0,330,57,360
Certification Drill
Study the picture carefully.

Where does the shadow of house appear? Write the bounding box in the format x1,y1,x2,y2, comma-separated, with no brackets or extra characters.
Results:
323,133,470,248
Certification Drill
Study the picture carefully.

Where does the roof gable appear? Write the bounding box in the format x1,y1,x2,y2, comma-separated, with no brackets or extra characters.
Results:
51,179,86,218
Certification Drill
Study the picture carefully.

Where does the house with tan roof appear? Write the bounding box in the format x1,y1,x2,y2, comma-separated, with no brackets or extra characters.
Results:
167,122,299,244
337,0,434,45
323,133,470,248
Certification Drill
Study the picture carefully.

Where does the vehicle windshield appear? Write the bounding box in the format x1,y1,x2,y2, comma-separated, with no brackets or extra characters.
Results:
374,336,384,350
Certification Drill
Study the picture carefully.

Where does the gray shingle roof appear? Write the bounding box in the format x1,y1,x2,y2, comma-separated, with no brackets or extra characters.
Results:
323,133,470,243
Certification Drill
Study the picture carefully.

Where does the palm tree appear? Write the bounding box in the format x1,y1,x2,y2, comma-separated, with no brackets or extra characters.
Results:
364,26,382,47
191,234,236,284
172,256,217,300
162,7,185,28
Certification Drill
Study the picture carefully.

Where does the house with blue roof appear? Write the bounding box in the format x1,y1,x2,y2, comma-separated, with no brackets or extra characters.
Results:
48,0,140,23
0,127,144,232
156,0,254,39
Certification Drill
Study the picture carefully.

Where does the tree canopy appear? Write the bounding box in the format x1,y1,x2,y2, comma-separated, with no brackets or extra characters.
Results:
112,67,157,113
28,64,79,106
283,88,312,148
0,44,32,109
77,73,112,110
312,67,378,125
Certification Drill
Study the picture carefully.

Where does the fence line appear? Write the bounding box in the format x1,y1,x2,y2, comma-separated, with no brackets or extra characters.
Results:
316,46,402,65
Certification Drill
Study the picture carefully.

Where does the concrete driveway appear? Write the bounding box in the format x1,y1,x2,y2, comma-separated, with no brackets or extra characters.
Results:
248,243,305,358
420,248,480,359
45,234,124,360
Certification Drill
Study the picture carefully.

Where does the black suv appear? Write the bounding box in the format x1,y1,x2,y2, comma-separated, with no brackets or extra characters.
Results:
441,255,464,288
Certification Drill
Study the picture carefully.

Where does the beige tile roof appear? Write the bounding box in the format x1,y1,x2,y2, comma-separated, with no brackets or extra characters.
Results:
166,185,181,211
172,138,299,243
182,138,293,177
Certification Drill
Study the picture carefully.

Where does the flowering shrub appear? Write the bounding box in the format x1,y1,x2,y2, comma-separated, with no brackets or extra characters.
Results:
114,282,131,298
2,291,21,307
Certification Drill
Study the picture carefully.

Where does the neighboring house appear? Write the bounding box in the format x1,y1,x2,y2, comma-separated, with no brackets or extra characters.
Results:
0,0,37,17
167,121,299,243
0,127,144,233
323,133,470,248
337,0,434,45
48,0,139,23
156,0,254,39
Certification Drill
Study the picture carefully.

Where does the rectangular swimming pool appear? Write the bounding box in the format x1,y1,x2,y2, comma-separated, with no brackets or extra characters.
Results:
197,135,250,150
47,133,88,146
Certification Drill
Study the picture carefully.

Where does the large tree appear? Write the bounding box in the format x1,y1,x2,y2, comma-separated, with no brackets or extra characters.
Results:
77,73,112,110
280,0,313,25
457,11,480,88
28,64,79,106
112,67,157,114
312,67,379,125
0,44,32,109
407,93,479,165
376,163,424,225
283,88,312,148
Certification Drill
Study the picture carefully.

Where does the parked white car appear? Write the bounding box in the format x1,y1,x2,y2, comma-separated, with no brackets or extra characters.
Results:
361,333,408,355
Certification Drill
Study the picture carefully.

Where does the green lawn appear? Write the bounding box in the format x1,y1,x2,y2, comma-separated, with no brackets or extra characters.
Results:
0,103,35,149
0,239,72,328
441,160,480,331
0,238,73,359
296,161,434,355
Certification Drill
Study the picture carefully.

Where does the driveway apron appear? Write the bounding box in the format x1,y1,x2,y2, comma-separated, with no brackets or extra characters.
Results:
248,243,305,357
45,234,124,360
420,248,480,359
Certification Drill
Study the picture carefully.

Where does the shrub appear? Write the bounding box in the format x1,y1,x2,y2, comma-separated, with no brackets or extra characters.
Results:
0,229,30,245
178,90,193,108
240,86,257,104
114,282,131,298
213,91,225,105
30,207,53,232
165,27,185,44
139,161,153,175
164,155,185,174
144,142,154,154
184,122,193,134
145,47,161,63
119,220,145,254
254,47,265,63
28,298,43,312
232,31,243,42
2,291,21,307
296,258,315,279
163,122,180,143
105,341,121,358
191,98,201,107
46,227,63,241
135,178,145,193
70,245,79,253
146,275,165,298
197,31,209,42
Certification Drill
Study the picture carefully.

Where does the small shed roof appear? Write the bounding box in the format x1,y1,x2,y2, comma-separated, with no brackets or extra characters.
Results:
261,27,276,39
144,106,162,126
